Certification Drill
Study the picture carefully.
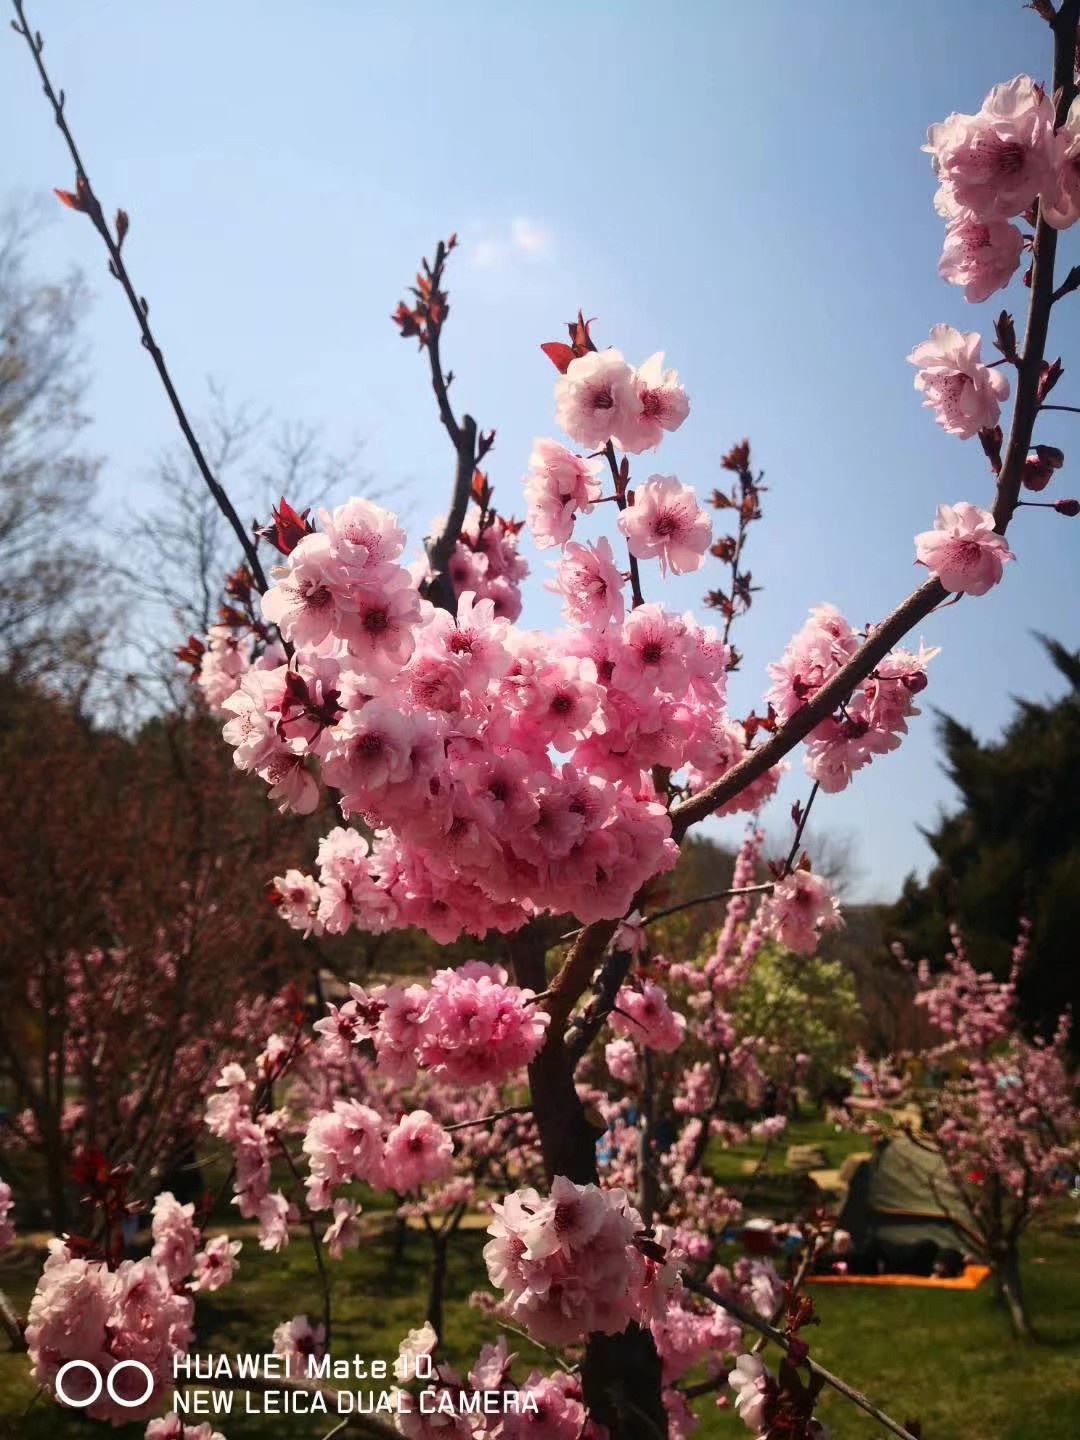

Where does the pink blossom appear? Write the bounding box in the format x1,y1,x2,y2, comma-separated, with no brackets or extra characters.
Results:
764,870,842,955
190,1234,242,1293
196,624,249,712
383,1110,455,1192
907,325,1009,439
323,1200,363,1260
915,502,1015,595
938,217,1024,302
320,699,417,799
503,1372,586,1440
605,1038,640,1085
318,495,407,573
618,475,712,576
26,1242,193,1425
394,1322,438,1380
524,440,603,549
612,604,693,697
924,75,1054,220
262,753,320,815
145,1420,225,1440
260,534,348,649
270,869,323,937
609,980,687,1053
750,1115,788,1143
728,1353,770,1433
272,1315,326,1367
548,538,626,629
302,1100,386,1209
150,1191,199,1286
613,353,691,454
0,1179,14,1254
554,349,637,451
765,604,858,725
336,575,422,679
1044,96,1080,229
414,963,550,1086
485,1178,667,1345
256,1192,295,1252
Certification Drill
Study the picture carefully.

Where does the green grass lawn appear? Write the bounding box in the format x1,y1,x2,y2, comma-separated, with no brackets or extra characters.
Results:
1,1117,1077,1439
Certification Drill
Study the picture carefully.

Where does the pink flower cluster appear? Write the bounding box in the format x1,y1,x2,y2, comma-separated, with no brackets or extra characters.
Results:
609,978,687,1052
766,604,937,792
484,1176,673,1344
925,75,1072,307
149,1193,242,1295
728,1353,770,1434
27,1240,193,1424
762,870,842,956
272,1314,326,1367
145,1420,226,1440
303,1100,454,1208
313,962,550,1088
204,1060,297,1251
907,324,1009,440
618,474,713,577
247,554,748,937
0,1178,14,1254
554,349,689,455
439,509,530,622
915,502,1015,596
651,1287,743,1386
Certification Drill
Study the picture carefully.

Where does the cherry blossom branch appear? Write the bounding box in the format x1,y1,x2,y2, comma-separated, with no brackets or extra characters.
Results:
564,943,637,1066
642,883,775,928
393,237,486,614
604,442,645,607
544,0,1080,1068
670,0,1079,839
783,781,820,873
705,440,765,650
277,1136,333,1349
682,1278,920,1440
9,0,270,595
750,1226,821,1357
443,1104,532,1132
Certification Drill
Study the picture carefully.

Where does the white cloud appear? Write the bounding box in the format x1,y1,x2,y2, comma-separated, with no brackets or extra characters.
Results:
510,216,553,256
470,217,554,270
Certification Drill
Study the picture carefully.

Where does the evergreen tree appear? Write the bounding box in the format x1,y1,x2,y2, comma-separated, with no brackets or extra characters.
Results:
891,636,1080,1036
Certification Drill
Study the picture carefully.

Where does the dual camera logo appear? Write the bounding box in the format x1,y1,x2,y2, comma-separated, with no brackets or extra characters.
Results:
54,1358,156,1410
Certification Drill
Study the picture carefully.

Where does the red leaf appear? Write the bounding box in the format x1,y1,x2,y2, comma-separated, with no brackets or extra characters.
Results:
540,341,576,374
258,497,314,556
54,186,86,212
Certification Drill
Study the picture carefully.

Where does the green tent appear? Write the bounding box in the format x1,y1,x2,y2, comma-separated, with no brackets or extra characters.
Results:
839,1135,984,1258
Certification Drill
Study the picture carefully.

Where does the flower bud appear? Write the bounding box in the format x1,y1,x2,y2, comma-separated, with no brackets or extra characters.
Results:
1054,498,1079,517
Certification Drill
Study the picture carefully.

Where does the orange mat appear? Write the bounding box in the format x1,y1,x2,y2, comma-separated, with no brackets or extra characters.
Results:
807,1265,991,1290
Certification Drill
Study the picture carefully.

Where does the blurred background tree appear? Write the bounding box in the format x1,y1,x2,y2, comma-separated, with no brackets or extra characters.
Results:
890,635,1080,1041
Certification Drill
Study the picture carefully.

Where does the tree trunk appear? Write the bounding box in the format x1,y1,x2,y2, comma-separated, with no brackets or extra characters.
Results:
426,1232,449,1341
993,1245,1032,1339
511,928,668,1439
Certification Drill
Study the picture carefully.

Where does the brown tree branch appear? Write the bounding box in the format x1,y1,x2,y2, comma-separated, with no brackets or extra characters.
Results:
682,1278,920,1440
541,0,1080,1086
9,1,270,594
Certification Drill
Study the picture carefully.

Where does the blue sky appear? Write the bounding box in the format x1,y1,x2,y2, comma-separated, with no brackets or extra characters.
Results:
3,0,1077,900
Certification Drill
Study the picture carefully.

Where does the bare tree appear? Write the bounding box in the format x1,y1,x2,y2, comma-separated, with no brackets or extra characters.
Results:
113,390,375,711
0,201,107,697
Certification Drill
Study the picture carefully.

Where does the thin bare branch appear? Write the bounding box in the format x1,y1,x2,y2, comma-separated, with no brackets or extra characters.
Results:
9,0,270,593
683,1277,920,1440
